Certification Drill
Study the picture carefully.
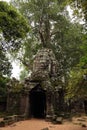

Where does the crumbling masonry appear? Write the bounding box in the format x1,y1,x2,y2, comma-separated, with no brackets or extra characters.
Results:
7,48,64,119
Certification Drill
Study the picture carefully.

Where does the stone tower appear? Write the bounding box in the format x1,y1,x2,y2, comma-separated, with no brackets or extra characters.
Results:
21,48,59,118
7,48,60,119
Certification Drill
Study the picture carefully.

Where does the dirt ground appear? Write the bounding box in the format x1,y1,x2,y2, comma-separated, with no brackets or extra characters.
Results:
0,116,87,130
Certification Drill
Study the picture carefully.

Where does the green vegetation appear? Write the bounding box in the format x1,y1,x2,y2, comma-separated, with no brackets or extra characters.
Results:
0,1,29,51
0,76,10,102
0,46,12,77
0,0,87,106
11,0,85,83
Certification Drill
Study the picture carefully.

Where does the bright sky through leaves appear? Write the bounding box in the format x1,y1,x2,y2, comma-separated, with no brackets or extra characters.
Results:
1,0,10,2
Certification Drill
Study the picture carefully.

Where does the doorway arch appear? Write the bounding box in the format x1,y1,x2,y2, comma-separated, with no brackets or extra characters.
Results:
29,84,46,118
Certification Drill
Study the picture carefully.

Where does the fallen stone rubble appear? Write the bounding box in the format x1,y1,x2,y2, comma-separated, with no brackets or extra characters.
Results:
0,114,26,127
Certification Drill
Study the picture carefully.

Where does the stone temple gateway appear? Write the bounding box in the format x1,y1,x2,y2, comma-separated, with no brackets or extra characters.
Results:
22,48,59,118
7,48,64,119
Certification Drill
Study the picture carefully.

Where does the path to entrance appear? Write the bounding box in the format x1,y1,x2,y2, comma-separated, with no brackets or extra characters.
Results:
0,118,87,130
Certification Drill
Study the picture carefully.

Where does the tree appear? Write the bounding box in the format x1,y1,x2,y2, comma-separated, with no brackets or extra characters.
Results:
0,45,12,104
0,1,29,51
0,75,10,103
63,0,87,101
11,0,68,47
78,33,87,69
0,1,29,103
0,45,12,76
11,0,84,83
66,67,87,101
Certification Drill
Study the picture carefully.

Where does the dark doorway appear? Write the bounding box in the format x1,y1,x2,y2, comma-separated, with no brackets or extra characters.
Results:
0,101,6,112
84,100,87,114
29,84,46,118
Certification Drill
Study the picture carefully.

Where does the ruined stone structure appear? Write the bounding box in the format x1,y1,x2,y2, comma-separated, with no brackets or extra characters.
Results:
21,48,59,118
7,48,64,119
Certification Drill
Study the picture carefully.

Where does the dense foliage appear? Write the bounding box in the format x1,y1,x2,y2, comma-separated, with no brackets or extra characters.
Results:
0,76,10,102
11,0,85,83
0,1,29,51
0,1,29,102
0,46,12,76
7,77,23,92
0,0,87,102
66,68,87,99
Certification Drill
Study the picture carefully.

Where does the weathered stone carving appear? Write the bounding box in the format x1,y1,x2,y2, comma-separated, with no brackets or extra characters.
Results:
7,48,63,119
33,48,58,77
23,48,59,118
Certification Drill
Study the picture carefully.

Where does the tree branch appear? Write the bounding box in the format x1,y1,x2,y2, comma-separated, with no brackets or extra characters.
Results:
50,30,60,36
39,17,45,47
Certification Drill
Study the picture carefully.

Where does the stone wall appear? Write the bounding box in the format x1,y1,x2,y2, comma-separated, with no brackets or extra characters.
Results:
7,92,21,114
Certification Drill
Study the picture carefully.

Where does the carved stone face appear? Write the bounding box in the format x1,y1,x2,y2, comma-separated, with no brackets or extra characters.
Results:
33,48,58,76
33,51,50,72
